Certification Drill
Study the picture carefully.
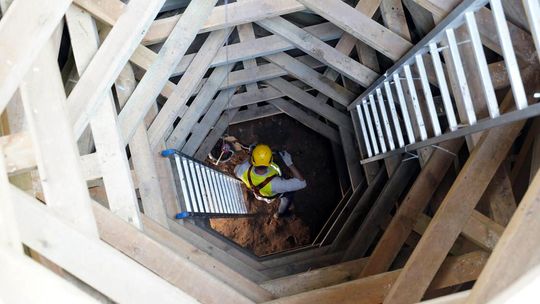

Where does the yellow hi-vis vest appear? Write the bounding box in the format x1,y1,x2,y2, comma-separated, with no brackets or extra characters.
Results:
240,163,281,198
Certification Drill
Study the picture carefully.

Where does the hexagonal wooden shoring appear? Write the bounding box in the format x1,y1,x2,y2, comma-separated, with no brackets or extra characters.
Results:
1,0,540,303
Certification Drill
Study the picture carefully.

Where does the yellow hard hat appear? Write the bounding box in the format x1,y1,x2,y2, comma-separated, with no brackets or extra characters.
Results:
251,144,273,167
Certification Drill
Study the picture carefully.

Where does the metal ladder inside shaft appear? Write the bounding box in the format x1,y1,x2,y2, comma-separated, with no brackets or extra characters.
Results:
348,0,540,164
162,150,248,219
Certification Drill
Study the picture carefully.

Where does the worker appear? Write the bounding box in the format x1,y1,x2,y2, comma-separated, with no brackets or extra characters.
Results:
234,144,307,219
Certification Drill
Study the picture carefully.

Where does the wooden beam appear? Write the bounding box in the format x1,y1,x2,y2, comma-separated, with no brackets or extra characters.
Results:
230,104,283,125
359,138,463,278
19,39,99,238
117,0,219,146
138,22,341,79
256,17,379,87
0,0,71,112
93,203,257,303
0,145,21,252
265,78,354,132
467,168,540,302
194,108,240,161
260,257,369,297
181,88,236,156
261,252,343,280
67,0,165,139
167,219,269,282
265,251,488,304
271,99,342,144
264,53,356,107
116,62,169,227
296,0,413,61
143,0,305,45
167,64,235,149
330,168,387,251
342,160,420,261
67,5,142,229
142,215,274,302
146,28,232,149
11,186,197,303
383,89,531,303
0,249,98,303
485,166,517,226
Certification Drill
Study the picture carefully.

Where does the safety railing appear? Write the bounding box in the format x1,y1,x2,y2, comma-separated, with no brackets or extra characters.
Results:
162,149,249,218
348,0,540,164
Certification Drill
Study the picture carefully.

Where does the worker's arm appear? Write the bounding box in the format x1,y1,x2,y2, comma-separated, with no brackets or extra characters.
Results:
287,164,305,181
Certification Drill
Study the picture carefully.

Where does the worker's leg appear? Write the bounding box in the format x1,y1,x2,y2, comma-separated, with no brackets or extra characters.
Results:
277,192,295,216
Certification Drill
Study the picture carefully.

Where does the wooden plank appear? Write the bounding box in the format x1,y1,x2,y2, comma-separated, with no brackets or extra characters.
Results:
265,78,354,132
485,166,517,226
194,108,240,161
264,53,356,107
143,0,306,45
0,249,98,303
138,23,340,79
266,251,488,304
230,105,283,125
142,216,274,302
116,62,169,227
93,203,256,304
467,168,540,303
166,64,235,149
181,88,236,157
330,168,387,251
147,28,232,149
296,0,413,61
380,0,412,41
67,0,165,139
359,138,463,277
117,0,219,146
261,252,343,280
19,40,99,238
383,90,530,303
271,99,342,144
256,17,379,87
0,0,71,112
342,160,420,261
11,186,197,304
227,80,312,109
179,220,269,271
260,257,369,297
67,5,142,229
0,145,21,252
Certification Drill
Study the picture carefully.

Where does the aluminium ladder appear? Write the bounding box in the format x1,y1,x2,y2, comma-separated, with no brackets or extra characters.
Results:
349,0,540,164
162,149,249,218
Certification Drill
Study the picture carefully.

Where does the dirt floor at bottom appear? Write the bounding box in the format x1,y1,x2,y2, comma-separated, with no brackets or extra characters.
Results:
208,114,340,256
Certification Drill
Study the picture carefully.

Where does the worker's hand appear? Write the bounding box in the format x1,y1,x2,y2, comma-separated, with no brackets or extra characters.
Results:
279,151,294,167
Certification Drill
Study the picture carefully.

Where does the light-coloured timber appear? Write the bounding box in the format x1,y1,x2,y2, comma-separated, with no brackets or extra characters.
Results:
266,251,488,304
257,17,378,87
19,39,99,238
467,168,540,302
271,99,342,144
296,0,413,61
260,257,368,297
0,0,71,112
67,0,165,139
265,78,354,132
11,186,197,304
146,28,232,149
67,5,142,229
383,90,531,303
119,1,221,148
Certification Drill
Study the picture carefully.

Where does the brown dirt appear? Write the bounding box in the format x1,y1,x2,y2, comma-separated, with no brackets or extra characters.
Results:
207,114,340,256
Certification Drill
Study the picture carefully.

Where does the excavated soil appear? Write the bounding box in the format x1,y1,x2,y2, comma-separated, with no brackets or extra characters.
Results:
207,114,340,256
